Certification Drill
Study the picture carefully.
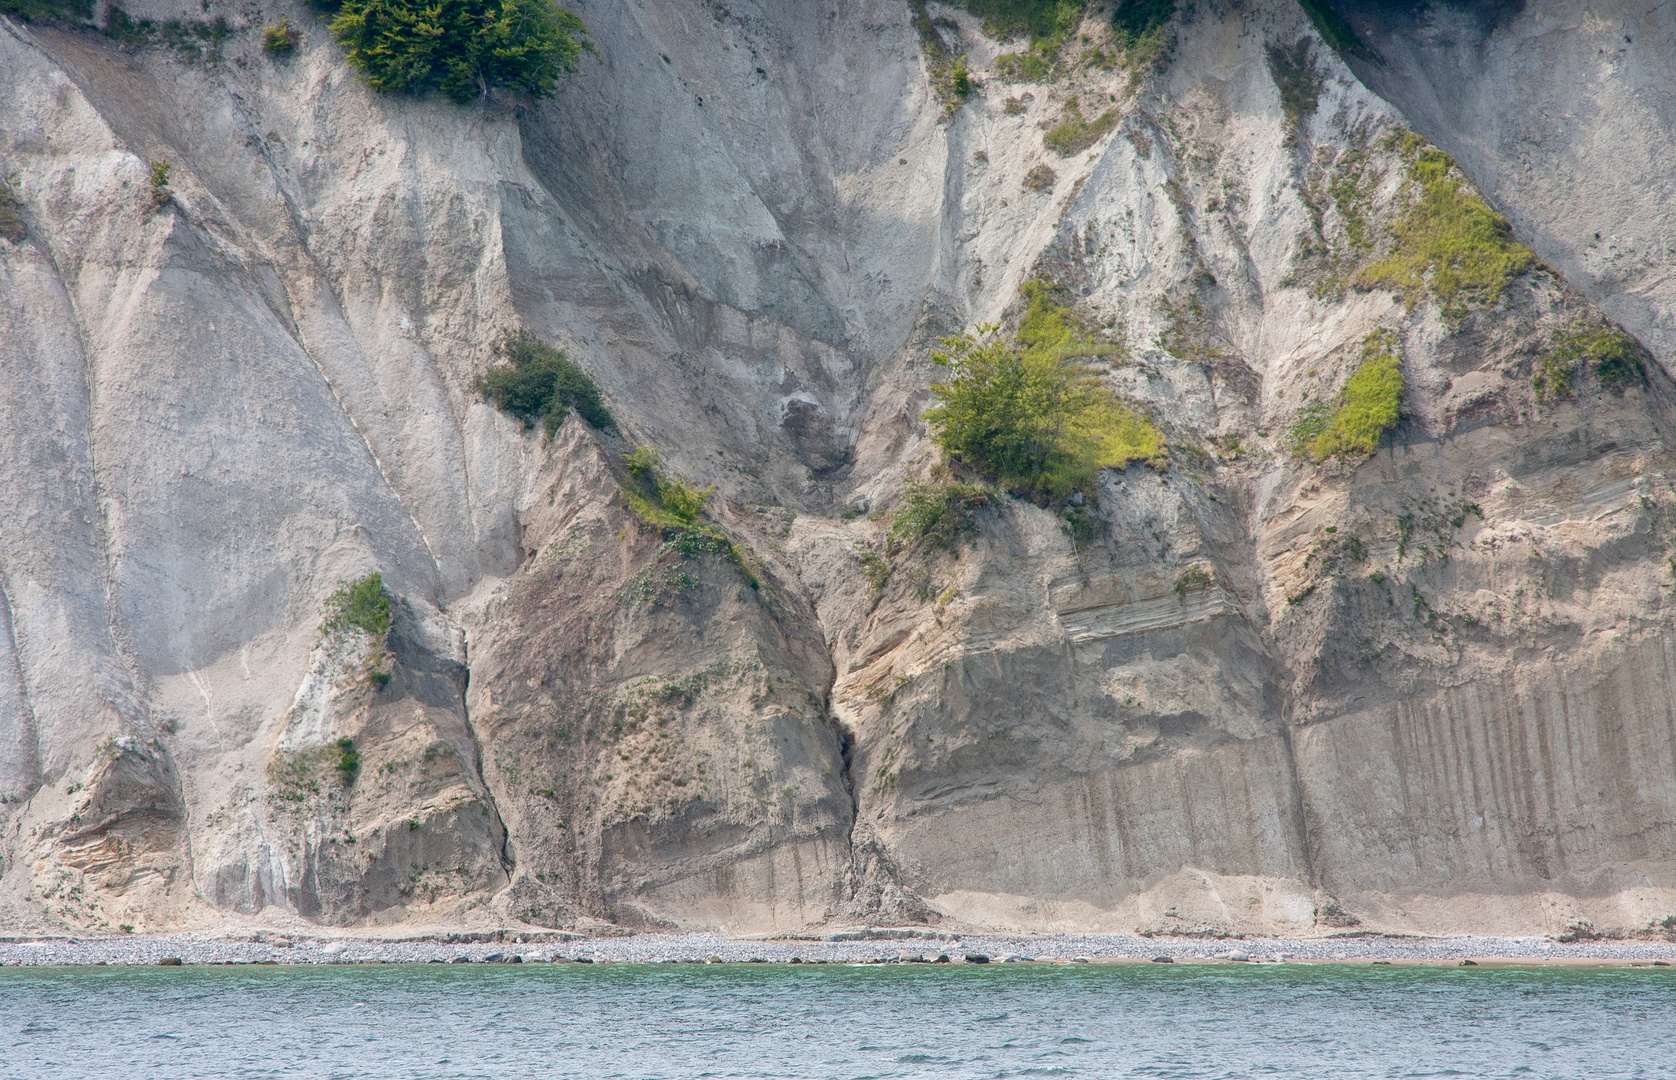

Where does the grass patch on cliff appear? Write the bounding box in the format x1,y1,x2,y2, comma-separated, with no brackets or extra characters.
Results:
970,0,1084,81
1110,0,1173,80
324,573,392,639
926,313,1163,501
331,0,590,104
1016,279,1125,363
1536,322,1644,398
104,7,231,62
621,448,759,591
1293,331,1403,462
1355,135,1536,317
477,329,613,436
910,1,977,113
1043,97,1119,156
887,482,992,555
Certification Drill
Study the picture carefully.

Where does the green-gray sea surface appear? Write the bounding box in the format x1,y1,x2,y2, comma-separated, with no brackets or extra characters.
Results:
1,962,1672,1078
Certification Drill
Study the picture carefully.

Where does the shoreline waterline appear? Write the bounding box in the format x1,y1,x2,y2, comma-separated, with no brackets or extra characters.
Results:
2,929,1672,968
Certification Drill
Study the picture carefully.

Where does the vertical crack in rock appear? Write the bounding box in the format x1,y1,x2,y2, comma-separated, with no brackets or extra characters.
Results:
456,644,514,884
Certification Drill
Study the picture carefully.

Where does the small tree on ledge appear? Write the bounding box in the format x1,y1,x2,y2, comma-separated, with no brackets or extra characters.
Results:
330,0,591,105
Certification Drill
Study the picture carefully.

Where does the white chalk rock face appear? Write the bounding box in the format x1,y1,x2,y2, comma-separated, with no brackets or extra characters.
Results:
0,0,1673,938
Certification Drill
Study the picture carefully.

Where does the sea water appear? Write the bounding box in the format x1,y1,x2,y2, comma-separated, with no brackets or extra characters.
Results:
1,961,1672,1078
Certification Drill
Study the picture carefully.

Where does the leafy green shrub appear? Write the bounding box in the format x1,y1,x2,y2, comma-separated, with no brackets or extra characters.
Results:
0,0,91,21
1304,332,1403,461
324,573,393,639
0,176,24,245
330,0,590,104
1356,139,1535,317
1043,98,1119,156
623,448,712,529
148,160,172,207
334,738,360,784
925,324,1163,500
887,482,992,554
1285,400,1332,456
1538,323,1643,396
263,18,299,55
476,329,613,436
1173,563,1212,598
854,545,893,593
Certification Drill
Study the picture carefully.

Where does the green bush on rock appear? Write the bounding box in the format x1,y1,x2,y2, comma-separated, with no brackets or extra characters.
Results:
925,321,1163,501
323,573,393,639
887,482,992,555
477,330,613,436
330,0,590,104
1537,322,1644,398
621,448,759,590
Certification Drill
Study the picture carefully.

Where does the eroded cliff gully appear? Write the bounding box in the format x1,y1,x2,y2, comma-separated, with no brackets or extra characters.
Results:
2,0,1675,940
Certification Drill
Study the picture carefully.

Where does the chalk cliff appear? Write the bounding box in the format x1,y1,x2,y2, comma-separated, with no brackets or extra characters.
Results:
2,0,1674,939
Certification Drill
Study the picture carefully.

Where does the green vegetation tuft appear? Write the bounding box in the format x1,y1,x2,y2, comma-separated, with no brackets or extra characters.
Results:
1110,0,1173,79
1266,38,1323,132
330,0,590,104
334,737,360,784
148,160,172,207
887,482,992,555
1302,331,1403,462
106,7,231,61
0,0,91,21
1296,0,1372,59
925,314,1164,501
1355,138,1535,317
0,176,24,245
263,18,300,55
324,573,393,639
1173,564,1212,598
476,329,613,436
1017,279,1124,363
973,0,1085,81
1537,322,1643,397
909,1,978,113
621,448,758,590
1043,97,1119,156
1022,163,1057,192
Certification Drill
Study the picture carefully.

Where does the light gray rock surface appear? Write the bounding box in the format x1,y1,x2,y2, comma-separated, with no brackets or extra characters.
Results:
1,0,1674,942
